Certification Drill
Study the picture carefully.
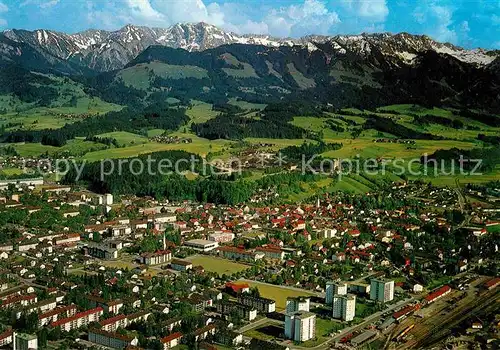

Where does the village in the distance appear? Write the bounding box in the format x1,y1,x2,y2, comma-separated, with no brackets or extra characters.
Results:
0,175,498,350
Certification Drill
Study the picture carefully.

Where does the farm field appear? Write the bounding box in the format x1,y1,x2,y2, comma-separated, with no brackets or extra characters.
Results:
185,255,250,276
321,138,477,160
11,139,108,157
240,280,315,311
82,134,232,162
185,100,220,127
97,131,148,146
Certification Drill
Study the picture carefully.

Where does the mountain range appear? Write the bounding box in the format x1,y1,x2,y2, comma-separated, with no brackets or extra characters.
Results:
0,22,499,112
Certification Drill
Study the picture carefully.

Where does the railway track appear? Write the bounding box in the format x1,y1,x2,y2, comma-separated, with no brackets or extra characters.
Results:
418,292,499,348
402,289,499,349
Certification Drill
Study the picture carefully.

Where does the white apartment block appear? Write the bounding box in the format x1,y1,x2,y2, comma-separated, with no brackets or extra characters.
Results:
370,279,394,303
284,311,316,342
285,296,310,313
332,294,356,322
326,281,347,304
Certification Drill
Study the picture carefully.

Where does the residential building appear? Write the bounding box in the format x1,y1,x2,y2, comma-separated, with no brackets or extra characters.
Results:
225,282,250,295
216,301,257,321
88,296,124,314
160,332,183,349
154,213,177,224
0,329,13,347
370,279,394,302
88,329,138,349
326,281,347,304
170,259,193,271
99,314,128,332
284,311,316,342
208,232,235,243
255,246,285,261
285,296,310,313
332,294,356,322
49,307,103,332
218,246,263,262
13,332,37,350
38,305,77,327
238,295,276,313
348,282,370,295
194,323,216,342
53,234,80,246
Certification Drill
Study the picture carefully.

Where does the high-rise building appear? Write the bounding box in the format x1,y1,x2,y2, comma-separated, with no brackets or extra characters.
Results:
332,294,356,321
285,296,310,313
284,311,316,342
326,281,347,304
370,278,394,302
13,332,38,350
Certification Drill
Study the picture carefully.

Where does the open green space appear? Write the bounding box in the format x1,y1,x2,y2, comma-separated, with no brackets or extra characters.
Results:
97,131,148,146
241,280,315,311
185,255,249,276
117,62,208,90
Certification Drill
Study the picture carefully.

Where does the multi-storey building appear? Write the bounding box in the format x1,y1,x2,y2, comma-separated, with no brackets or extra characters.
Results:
255,246,285,261
370,279,394,302
326,281,347,304
218,246,263,262
332,294,356,322
160,332,183,349
88,328,138,349
99,314,128,332
285,296,310,313
49,307,103,332
208,232,235,243
238,295,276,313
216,301,257,321
38,305,77,327
170,259,193,271
284,311,316,342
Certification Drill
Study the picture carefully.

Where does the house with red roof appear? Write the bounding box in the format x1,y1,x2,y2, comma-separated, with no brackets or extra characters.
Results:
49,307,103,331
225,282,250,296
160,332,183,349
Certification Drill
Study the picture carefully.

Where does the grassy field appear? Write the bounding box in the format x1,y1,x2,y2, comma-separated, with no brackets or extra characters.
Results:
0,73,121,131
12,139,108,157
97,131,148,146
287,63,315,89
117,62,208,90
300,317,345,347
241,280,315,311
223,62,259,78
185,255,249,276
0,167,25,176
244,322,283,341
228,98,266,111
82,133,232,162
242,318,343,348
185,100,220,127
487,224,500,233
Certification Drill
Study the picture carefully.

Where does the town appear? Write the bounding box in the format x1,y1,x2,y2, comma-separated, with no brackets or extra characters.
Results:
0,176,498,350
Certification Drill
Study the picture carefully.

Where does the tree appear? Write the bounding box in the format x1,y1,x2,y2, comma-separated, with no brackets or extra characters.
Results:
38,328,48,348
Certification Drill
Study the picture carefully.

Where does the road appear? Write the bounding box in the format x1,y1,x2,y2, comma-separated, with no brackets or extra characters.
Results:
18,277,49,290
286,298,415,350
